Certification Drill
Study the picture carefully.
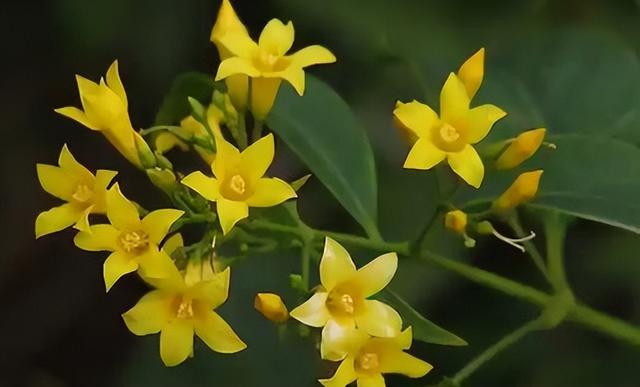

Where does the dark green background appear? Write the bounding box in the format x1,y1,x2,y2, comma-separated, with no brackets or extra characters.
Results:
2,0,640,386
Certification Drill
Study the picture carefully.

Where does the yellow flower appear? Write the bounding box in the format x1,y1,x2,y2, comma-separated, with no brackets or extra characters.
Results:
444,210,468,234
122,258,246,367
55,60,143,167
290,238,401,361
493,170,544,213
495,128,547,170
210,0,251,111
254,292,289,323
395,72,505,188
457,48,485,100
319,327,433,387
215,17,336,120
181,133,297,234
73,183,184,291
36,144,117,238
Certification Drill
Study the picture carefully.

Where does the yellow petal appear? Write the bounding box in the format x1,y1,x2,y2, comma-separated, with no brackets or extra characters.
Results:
194,309,247,353
466,104,506,144
73,224,120,251
356,300,402,337
239,133,275,182
155,132,187,154
356,375,385,387
141,209,184,244
321,319,369,361
319,357,357,387
106,183,141,230
349,253,398,298
58,144,94,183
393,100,439,139
211,0,248,53
94,169,118,193
246,178,296,207
54,106,100,130
36,164,75,201
160,318,194,367
217,198,249,234
73,204,94,233
270,66,305,95
225,74,249,111
35,203,82,238
320,237,357,291
393,326,414,350
182,171,220,201
289,45,336,68
259,19,294,56
379,349,433,378
447,145,484,188
440,73,470,124
457,48,484,100
162,233,184,255
106,60,128,108
190,267,231,308
216,30,259,58
122,290,172,335
75,74,100,101
250,77,282,120
140,251,185,292
211,135,241,180
290,292,331,327
103,251,138,291
216,56,261,81
403,138,447,170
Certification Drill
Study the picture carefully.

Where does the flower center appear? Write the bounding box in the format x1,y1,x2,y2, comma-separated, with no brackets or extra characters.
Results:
176,299,194,319
439,122,460,143
72,184,94,203
229,174,246,196
119,230,149,254
355,352,380,374
326,290,356,317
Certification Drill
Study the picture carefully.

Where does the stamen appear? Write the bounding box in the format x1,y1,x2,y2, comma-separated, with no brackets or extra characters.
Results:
491,229,536,253
355,352,380,373
229,174,246,195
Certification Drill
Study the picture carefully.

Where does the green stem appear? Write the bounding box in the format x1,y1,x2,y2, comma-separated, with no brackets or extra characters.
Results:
236,110,248,149
301,241,312,291
450,318,543,385
568,303,640,346
544,212,570,291
508,212,552,284
252,120,264,143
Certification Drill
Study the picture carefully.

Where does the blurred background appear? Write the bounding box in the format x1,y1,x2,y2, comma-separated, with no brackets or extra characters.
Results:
2,0,640,386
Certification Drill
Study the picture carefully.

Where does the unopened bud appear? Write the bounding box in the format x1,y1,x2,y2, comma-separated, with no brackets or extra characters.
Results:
495,128,546,170
146,168,177,193
445,210,468,234
254,293,289,323
134,132,156,169
493,170,543,213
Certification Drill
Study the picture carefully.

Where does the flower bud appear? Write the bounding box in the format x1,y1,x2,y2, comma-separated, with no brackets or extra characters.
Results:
254,293,289,323
495,128,546,170
146,168,177,193
134,132,157,169
445,210,468,234
493,170,544,213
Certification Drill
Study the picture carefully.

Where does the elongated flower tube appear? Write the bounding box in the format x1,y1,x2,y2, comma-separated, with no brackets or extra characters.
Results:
36,144,117,237
395,72,506,188
181,133,297,234
290,238,401,361
493,170,544,213
73,183,184,291
496,128,547,170
55,61,144,167
215,17,336,120
319,327,433,387
123,257,246,367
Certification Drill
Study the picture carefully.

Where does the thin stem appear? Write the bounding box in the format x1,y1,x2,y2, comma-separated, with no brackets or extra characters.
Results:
301,241,311,291
252,120,264,143
544,212,570,291
508,212,552,284
568,303,640,346
450,318,543,385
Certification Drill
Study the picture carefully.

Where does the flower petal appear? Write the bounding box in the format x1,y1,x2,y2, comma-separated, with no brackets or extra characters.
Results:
73,224,120,251
239,133,275,183
321,319,369,361
403,138,446,170
211,135,241,180
467,104,506,144
246,178,296,207
216,30,259,58
54,106,99,130
356,300,402,337
271,66,305,95
73,204,94,233
58,144,94,183
140,251,185,292
122,290,172,335
349,253,398,298
457,48,484,100
162,233,184,255
106,183,141,230
440,73,470,124
94,169,118,193
36,164,76,201
189,267,231,308
250,77,282,120
379,349,433,378
319,357,357,387
35,203,82,238
160,318,194,367
259,19,294,56
217,198,249,235
320,237,356,291
216,56,261,81
289,45,336,68
103,251,138,291
447,144,484,188
105,60,128,108
393,100,439,139
357,375,385,387
290,292,330,327
194,309,246,353
182,172,220,201
141,209,184,244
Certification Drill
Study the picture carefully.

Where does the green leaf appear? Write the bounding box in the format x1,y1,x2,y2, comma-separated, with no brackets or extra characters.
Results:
380,290,467,346
154,72,216,125
267,75,379,237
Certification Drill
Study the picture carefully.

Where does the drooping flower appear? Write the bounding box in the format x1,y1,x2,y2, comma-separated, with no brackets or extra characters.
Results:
254,292,289,323
495,128,547,170
36,144,117,237
215,16,336,120
181,133,297,234
493,170,544,213
319,327,433,387
55,60,145,167
73,183,184,291
122,256,246,367
290,237,401,361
